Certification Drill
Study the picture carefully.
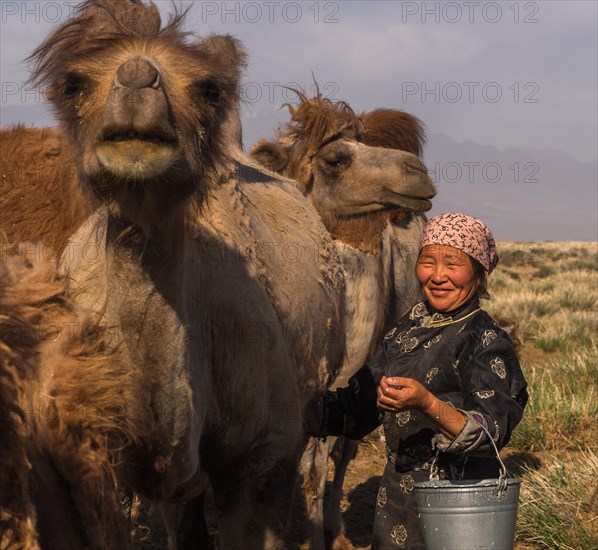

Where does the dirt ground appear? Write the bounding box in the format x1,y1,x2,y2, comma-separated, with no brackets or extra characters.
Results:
132,434,538,549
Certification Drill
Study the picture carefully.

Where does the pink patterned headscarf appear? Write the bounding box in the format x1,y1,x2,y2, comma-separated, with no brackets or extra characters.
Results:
419,212,498,272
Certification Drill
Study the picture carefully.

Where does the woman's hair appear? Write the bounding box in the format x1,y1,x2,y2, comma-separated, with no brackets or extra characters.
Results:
472,257,490,299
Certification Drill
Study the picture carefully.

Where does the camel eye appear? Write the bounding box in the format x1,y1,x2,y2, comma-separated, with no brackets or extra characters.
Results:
193,79,222,105
321,154,351,171
60,72,90,98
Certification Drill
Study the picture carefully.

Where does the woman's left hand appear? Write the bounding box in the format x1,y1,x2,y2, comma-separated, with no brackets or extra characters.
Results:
377,376,434,413
377,376,467,437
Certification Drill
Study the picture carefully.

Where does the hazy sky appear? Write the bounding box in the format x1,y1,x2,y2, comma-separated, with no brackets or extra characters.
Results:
2,0,596,162
1,1,597,241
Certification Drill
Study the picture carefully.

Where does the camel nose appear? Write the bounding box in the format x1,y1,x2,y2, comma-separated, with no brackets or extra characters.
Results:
115,56,160,89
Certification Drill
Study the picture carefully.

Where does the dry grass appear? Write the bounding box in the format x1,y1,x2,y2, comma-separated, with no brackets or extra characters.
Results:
486,242,598,548
507,346,598,451
487,242,597,450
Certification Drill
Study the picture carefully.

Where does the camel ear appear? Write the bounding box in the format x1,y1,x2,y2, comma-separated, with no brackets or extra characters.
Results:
200,34,248,72
250,140,289,173
45,85,58,102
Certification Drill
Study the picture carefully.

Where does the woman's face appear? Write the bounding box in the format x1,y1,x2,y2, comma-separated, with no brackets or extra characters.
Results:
416,244,482,312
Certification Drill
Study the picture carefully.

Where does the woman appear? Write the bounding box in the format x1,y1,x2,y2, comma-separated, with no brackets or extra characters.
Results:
305,212,528,549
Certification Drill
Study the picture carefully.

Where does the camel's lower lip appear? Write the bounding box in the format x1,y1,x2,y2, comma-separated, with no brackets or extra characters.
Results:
393,196,433,212
95,140,182,179
98,127,178,146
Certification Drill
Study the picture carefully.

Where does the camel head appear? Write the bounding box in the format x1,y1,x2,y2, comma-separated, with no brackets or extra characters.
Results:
28,0,245,230
250,95,436,250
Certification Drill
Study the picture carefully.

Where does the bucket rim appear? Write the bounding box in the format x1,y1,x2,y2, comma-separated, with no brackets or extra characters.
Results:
413,478,522,490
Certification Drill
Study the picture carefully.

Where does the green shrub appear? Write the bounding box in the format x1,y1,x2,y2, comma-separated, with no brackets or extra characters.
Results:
532,265,554,279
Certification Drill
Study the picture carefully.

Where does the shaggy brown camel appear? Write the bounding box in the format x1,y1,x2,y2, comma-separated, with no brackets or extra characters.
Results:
251,97,434,550
0,241,133,549
5,1,434,546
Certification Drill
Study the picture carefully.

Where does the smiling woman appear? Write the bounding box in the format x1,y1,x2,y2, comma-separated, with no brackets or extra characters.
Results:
305,212,528,549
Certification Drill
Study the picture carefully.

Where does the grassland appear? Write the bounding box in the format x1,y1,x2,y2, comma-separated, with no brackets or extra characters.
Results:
486,241,598,548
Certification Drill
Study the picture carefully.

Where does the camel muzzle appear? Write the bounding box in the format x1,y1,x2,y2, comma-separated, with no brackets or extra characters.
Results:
95,56,182,180
100,56,171,132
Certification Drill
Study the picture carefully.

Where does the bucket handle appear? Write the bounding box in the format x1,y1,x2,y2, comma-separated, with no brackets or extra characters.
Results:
429,420,509,499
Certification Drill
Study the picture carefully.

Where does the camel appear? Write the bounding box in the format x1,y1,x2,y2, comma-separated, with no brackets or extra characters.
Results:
0,241,133,549
250,97,434,549
10,1,435,547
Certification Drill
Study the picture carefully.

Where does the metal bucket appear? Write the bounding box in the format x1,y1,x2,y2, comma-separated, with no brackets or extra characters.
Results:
414,423,521,550
414,477,521,550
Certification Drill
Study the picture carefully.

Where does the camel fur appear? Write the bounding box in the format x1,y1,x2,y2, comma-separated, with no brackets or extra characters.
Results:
0,126,93,256
2,95,436,550
0,241,134,549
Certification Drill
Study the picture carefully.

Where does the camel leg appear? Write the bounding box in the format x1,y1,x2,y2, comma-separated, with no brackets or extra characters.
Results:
324,437,359,550
212,455,298,550
29,453,88,550
29,445,131,550
161,495,212,550
160,502,178,550
177,495,212,549
299,436,335,550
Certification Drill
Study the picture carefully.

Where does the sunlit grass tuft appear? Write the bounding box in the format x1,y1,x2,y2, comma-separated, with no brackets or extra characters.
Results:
516,449,598,549
488,243,598,353
509,345,598,450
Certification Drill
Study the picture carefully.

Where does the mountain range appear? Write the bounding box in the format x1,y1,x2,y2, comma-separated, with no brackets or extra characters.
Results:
241,107,597,242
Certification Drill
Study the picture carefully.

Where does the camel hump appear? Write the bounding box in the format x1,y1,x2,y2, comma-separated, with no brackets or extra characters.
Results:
1,125,62,158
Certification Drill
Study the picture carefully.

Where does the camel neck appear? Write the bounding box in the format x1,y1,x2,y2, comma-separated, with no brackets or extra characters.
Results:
105,211,187,320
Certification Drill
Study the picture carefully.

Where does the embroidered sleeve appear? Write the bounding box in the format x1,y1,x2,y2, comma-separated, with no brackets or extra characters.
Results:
432,409,488,453
439,330,528,454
